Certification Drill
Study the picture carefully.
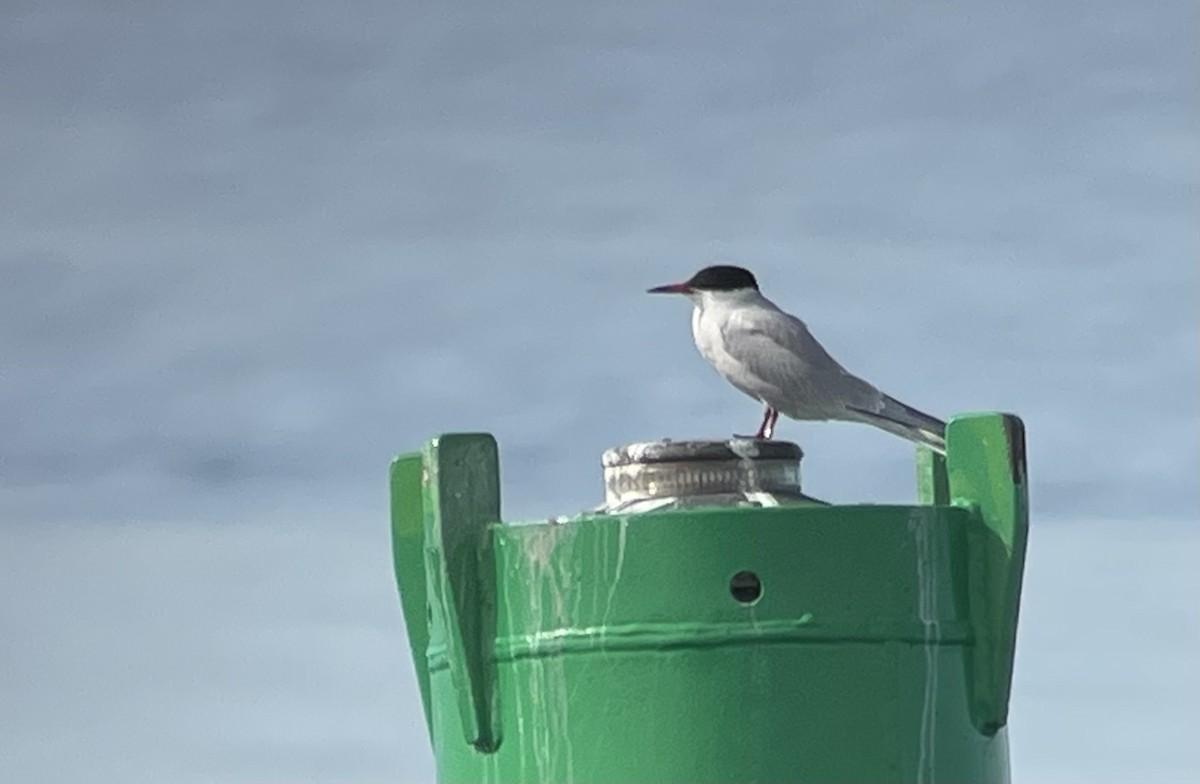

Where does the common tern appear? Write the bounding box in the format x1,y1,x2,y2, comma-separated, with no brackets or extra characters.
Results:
648,265,947,452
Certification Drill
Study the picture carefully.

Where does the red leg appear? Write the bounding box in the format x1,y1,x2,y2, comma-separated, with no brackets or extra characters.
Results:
753,406,777,439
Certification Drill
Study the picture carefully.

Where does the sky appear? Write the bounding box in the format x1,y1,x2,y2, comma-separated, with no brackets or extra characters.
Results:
1,1,1197,781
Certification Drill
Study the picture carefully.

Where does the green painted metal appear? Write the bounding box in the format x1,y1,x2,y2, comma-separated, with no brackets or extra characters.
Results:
916,448,950,506
390,413,1029,783
420,434,502,753
946,414,1029,735
389,453,433,737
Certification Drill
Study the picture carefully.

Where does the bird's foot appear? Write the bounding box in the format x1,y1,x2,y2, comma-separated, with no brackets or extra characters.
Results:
755,407,779,440
735,428,775,441
731,407,781,440
744,406,778,440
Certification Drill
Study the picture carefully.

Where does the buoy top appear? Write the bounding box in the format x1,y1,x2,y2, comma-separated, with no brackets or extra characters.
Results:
600,438,811,513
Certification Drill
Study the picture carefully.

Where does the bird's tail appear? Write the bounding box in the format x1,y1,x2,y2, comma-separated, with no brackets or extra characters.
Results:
847,395,947,454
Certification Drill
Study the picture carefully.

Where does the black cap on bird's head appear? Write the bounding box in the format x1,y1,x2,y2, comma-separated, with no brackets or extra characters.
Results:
647,265,759,295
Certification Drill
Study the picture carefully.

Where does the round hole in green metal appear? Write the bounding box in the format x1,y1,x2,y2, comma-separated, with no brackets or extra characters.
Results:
729,570,762,605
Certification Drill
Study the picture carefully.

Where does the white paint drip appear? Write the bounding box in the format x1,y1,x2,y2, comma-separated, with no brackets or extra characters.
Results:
911,514,941,784
729,437,764,495
505,517,633,782
501,541,529,784
743,491,779,507
726,437,762,459
602,517,629,625
521,526,576,784
483,745,499,784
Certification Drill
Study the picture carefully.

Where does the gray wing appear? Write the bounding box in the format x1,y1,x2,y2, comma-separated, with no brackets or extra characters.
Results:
721,307,947,452
719,307,883,418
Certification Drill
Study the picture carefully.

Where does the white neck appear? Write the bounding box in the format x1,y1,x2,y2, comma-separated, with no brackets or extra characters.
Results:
690,287,773,311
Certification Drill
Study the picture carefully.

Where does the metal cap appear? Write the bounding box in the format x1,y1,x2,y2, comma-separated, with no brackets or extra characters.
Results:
600,438,814,514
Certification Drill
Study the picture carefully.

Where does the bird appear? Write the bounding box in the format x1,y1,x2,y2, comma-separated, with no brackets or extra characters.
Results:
648,264,947,453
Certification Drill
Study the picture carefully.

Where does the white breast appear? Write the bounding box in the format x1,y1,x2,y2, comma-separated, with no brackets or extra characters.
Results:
691,303,778,403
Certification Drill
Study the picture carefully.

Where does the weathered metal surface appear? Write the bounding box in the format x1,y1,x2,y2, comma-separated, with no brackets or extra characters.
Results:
600,438,822,513
391,413,1028,783
420,434,502,753
389,453,433,738
946,413,1029,734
